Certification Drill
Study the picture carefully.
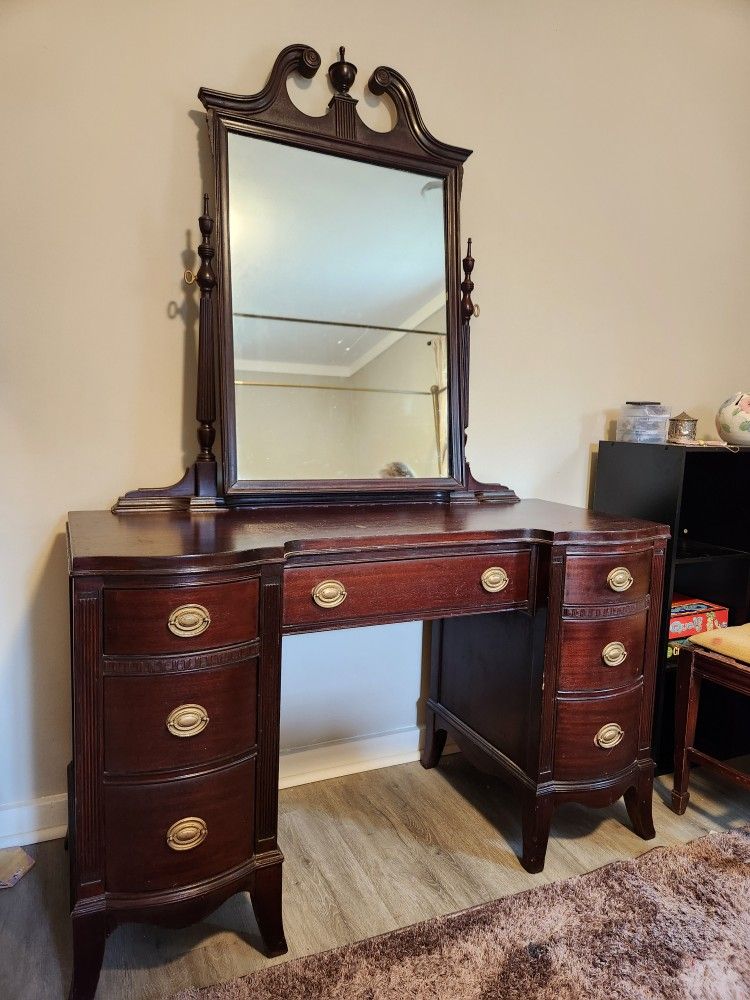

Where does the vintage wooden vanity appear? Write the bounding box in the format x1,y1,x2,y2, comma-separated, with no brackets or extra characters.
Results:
66,44,668,1000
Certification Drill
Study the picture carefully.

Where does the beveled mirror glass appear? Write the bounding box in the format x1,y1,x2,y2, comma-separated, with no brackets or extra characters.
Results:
228,135,449,481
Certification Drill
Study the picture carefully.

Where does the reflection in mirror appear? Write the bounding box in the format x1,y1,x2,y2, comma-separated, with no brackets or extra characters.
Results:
228,133,449,481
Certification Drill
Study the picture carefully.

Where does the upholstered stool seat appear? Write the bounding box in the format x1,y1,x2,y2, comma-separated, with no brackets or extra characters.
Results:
671,623,750,815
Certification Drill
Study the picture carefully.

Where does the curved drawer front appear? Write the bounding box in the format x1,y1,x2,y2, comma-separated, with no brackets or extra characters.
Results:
553,684,641,781
563,550,652,607
104,758,254,893
104,578,259,655
558,612,647,692
283,550,531,629
104,658,257,775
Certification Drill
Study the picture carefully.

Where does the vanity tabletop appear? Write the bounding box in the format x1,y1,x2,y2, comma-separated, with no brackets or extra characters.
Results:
67,500,669,576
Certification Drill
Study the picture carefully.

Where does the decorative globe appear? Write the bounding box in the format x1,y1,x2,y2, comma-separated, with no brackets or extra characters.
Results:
716,392,750,445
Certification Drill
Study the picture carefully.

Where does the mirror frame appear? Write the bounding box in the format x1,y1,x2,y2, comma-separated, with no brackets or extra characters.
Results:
199,43,495,504
113,43,517,512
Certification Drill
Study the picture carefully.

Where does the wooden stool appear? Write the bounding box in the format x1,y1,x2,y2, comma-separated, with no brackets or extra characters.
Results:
671,626,750,815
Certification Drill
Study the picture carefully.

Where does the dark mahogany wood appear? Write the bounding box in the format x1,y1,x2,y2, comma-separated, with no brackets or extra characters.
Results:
103,578,259,654
68,501,666,575
67,500,668,998
563,548,653,606
188,44,517,505
283,549,531,631
557,612,647,692
68,905,107,1000
66,42,672,1000
553,684,642,781
671,646,750,815
113,198,223,512
251,860,288,957
104,757,255,893
103,657,257,774
420,534,667,873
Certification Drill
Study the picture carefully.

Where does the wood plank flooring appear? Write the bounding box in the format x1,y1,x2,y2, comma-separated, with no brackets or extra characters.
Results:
2,756,749,1000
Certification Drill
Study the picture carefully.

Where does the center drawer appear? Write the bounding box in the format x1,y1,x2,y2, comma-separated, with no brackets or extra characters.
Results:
104,657,257,775
283,550,531,629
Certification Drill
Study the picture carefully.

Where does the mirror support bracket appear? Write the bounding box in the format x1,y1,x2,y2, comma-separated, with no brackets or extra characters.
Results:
112,197,224,513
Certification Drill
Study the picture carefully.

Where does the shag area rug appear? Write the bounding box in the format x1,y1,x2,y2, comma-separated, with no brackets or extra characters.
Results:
174,828,750,1000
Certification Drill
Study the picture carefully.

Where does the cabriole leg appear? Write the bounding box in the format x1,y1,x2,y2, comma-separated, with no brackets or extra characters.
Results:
624,766,656,839
251,862,288,957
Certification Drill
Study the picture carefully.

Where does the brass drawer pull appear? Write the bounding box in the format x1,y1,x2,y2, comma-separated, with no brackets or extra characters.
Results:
167,603,211,638
607,567,633,593
594,723,625,749
481,566,509,593
166,817,207,851
312,580,347,609
166,704,209,738
601,641,628,667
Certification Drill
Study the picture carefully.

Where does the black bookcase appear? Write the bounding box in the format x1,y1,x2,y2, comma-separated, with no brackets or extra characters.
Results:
593,441,750,772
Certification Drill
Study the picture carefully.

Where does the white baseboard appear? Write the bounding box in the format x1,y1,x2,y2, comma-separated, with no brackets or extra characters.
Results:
0,793,68,850
279,725,457,789
0,730,456,845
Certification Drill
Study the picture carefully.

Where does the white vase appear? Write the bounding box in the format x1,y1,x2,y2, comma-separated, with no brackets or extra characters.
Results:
715,392,750,445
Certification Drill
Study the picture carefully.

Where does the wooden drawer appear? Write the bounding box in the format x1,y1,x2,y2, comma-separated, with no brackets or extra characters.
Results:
104,658,257,775
558,612,647,693
104,579,259,655
104,758,254,893
553,684,642,781
283,550,531,629
563,550,652,607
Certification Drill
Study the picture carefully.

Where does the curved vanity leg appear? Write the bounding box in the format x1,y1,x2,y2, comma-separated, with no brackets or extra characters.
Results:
251,862,288,957
520,792,553,874
420,709,447,769
624,767,656,840
68,907,107,1000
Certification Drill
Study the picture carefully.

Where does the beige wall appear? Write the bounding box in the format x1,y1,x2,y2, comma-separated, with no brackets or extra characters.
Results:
2,0,750,836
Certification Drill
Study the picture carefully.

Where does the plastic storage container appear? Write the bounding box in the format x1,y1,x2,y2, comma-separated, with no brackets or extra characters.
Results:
616,402,670,443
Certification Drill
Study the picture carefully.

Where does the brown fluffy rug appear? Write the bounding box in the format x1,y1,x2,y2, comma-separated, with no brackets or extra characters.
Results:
174,828,750,1000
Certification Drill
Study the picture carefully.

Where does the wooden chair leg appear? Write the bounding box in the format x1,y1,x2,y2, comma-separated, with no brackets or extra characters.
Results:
420,708,447,769
671,655,701,815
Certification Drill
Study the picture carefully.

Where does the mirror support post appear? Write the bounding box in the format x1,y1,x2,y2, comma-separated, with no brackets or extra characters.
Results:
112,197,223,512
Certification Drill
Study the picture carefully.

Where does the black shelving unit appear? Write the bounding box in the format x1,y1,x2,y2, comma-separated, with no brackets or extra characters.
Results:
593,441,750,772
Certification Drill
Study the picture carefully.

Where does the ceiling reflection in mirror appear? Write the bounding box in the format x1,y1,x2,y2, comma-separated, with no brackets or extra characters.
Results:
228,133,449,481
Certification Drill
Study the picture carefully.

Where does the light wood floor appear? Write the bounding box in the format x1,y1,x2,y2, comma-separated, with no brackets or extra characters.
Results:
3,756,750,1000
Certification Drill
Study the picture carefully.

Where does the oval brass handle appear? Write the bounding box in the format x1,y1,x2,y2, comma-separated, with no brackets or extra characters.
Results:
601,641,628,667
167,603,211,638
311,580,347,609
607,567,633,593
166,704,209,738
166,817,207,851
481,567,509,593
594,723,625,749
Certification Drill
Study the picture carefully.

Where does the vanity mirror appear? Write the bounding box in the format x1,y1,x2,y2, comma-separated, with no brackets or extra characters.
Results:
115,43,516,509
